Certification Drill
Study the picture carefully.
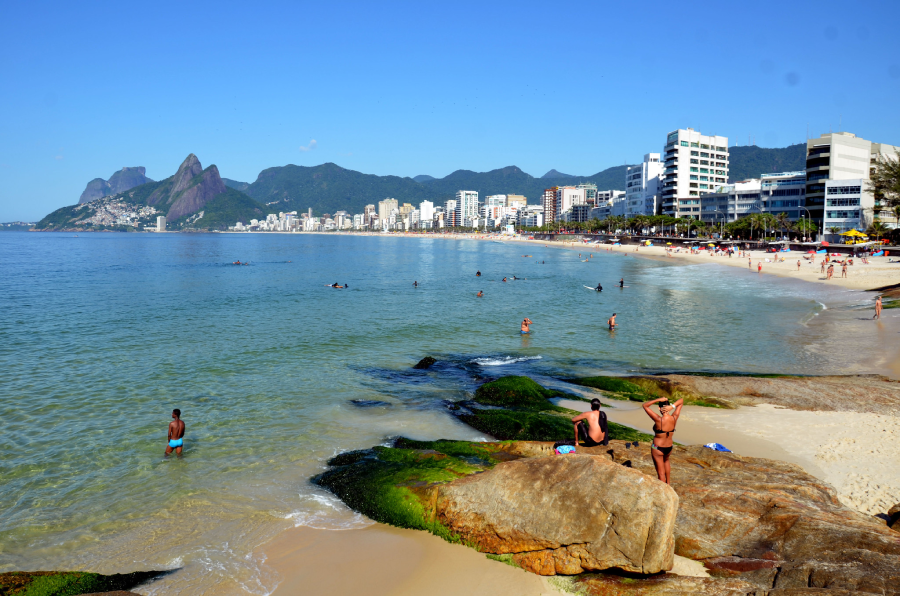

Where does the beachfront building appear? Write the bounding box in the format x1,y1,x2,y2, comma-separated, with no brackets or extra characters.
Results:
506,194,527,209
823,179,865,240
661,129,729,217
378,198,398,230
625,153,663,216
518,205,544,228
576,183,598,206
456,190,479,226
419,200,434,223
541,187,558,222
805,132,900,233
444,199,459,227
554,187,586,221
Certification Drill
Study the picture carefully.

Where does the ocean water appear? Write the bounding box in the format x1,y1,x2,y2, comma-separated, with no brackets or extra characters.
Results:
0,232,884,594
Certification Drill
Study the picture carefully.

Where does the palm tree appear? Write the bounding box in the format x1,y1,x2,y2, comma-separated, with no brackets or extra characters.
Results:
867,221,888,243
775,212,792,240
828,226,840,240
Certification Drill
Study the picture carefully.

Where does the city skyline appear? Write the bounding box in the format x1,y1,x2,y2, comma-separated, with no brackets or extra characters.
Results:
3,0,900,221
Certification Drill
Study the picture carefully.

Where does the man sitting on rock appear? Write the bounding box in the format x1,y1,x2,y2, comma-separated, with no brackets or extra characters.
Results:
571,398,608,448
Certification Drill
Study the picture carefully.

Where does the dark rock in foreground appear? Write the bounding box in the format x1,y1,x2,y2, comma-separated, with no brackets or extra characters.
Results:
413,356,436,369
0,570,166,596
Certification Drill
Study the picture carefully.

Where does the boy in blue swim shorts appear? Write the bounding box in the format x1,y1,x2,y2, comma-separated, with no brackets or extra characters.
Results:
165,408,185,457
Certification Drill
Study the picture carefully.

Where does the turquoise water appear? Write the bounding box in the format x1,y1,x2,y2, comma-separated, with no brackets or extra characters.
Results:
0,232,883,594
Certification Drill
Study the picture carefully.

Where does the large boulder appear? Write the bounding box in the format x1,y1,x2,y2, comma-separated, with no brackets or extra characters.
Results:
587,442,900,594
888,502,900,530
575,573,757,595
434,454,678,575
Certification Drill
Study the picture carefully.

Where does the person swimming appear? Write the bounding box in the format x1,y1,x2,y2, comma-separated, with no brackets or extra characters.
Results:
476,290,483,297
502,277,508,282
595,283,602,292
619,278,624,288
413,281,418,287
476,270,481,277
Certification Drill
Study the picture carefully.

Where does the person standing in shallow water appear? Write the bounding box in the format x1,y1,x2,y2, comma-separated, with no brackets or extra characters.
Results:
874,295,882,320
642,397,683,484
166,409,185,457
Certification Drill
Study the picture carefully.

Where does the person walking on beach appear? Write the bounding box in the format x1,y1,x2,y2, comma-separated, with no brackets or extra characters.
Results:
607,313,617,330
748,258,752,270
821,260,826,274
827,264,834,280
797,260,801,271
874,296,882,320
841,262,847,278
571,398,608,448
642,397,683,484
166,409,185,457
758,262,762,273
520,317,533,334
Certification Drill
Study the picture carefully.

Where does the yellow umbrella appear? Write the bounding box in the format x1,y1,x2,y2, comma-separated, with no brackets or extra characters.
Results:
840,229,867,237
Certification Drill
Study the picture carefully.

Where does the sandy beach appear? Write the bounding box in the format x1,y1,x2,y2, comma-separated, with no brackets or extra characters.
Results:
248,232,900,596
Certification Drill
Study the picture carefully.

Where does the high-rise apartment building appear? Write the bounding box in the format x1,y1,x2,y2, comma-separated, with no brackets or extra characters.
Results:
576,183,598,206
419,200,434,222
455,190,479,225
444,199,459,227
506,195,527,209
157,216,166,232
625,153,663,216
541,188,557,223
805,132,900,233
661,129,729,217
378,198,398,227
555,187,586,221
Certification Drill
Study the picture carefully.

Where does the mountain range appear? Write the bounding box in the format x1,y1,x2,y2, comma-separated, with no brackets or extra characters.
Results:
36,155,264,231
79,167,153,204
43,143,807,228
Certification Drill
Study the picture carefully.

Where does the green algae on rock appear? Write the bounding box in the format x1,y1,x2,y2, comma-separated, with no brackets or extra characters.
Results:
567,375,729,408
472,376,572,410
0,570,165,596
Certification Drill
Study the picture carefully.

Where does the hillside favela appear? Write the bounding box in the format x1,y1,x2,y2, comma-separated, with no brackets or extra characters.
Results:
2,2,900,596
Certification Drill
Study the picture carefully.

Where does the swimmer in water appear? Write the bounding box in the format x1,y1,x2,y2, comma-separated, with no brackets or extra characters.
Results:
619,278,624,288
520,317,532,334
607,313,617,330
413,281,418,287
502,277,508,282
476,270,481,277
595,283,602,292
477,291,483,297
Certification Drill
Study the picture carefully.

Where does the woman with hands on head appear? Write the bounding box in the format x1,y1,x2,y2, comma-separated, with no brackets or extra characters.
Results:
642,397,683,484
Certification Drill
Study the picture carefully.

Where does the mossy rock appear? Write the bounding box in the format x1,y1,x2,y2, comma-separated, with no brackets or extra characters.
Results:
458,409,654,443
312,446,488,542
0,570,165,596
473,376,572,411
568,376,726,408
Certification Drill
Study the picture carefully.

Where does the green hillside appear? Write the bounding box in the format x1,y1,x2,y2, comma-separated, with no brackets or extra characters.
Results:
239,163,634,215
727,143,806,182
176,187,266,230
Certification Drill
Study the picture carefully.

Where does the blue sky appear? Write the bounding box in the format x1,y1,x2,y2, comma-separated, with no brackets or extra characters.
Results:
2,0,899,221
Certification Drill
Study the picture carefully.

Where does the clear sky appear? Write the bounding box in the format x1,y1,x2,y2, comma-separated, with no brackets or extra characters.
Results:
2,0,899,221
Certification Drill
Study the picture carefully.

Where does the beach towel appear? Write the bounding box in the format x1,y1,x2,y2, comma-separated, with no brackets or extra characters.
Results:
704,442,732,452
555,445,576,455
873,251,884,257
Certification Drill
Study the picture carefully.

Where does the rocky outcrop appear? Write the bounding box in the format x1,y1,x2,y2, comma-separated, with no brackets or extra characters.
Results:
575,574,758,595
889,503,900,530
78,167,152,204
413,356,436,369
146,154,227,221
569,442,900,595
435,454,677,575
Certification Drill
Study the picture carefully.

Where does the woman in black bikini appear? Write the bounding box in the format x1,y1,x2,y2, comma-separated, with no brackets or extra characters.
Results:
642,397,683,484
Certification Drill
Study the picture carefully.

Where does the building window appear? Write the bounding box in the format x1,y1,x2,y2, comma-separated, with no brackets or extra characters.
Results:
700,176,708,181
690,191,698,196
700,184,709,189
690,167,698,172
700,152,709,158
826,185,862,195
690,142,699,147
700,160,709,165
691,151,699,156
700,168,709,173
700,144,709,149
690,183,698,188
690,175,698,180
826,197,861,207
680,141,689,147
715,170,725,175
691,159,699,164
717,146,726,152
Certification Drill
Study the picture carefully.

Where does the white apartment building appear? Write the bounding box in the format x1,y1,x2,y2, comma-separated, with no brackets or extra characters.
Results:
805,132,900,231
456,190,479,225
555,187,586,221
625,153,663,216
661,129,729,216
419,200,434,222
823,179,866,238
518,205,544,228
485,195,507,207
156,215,166,232
444,199,459,227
